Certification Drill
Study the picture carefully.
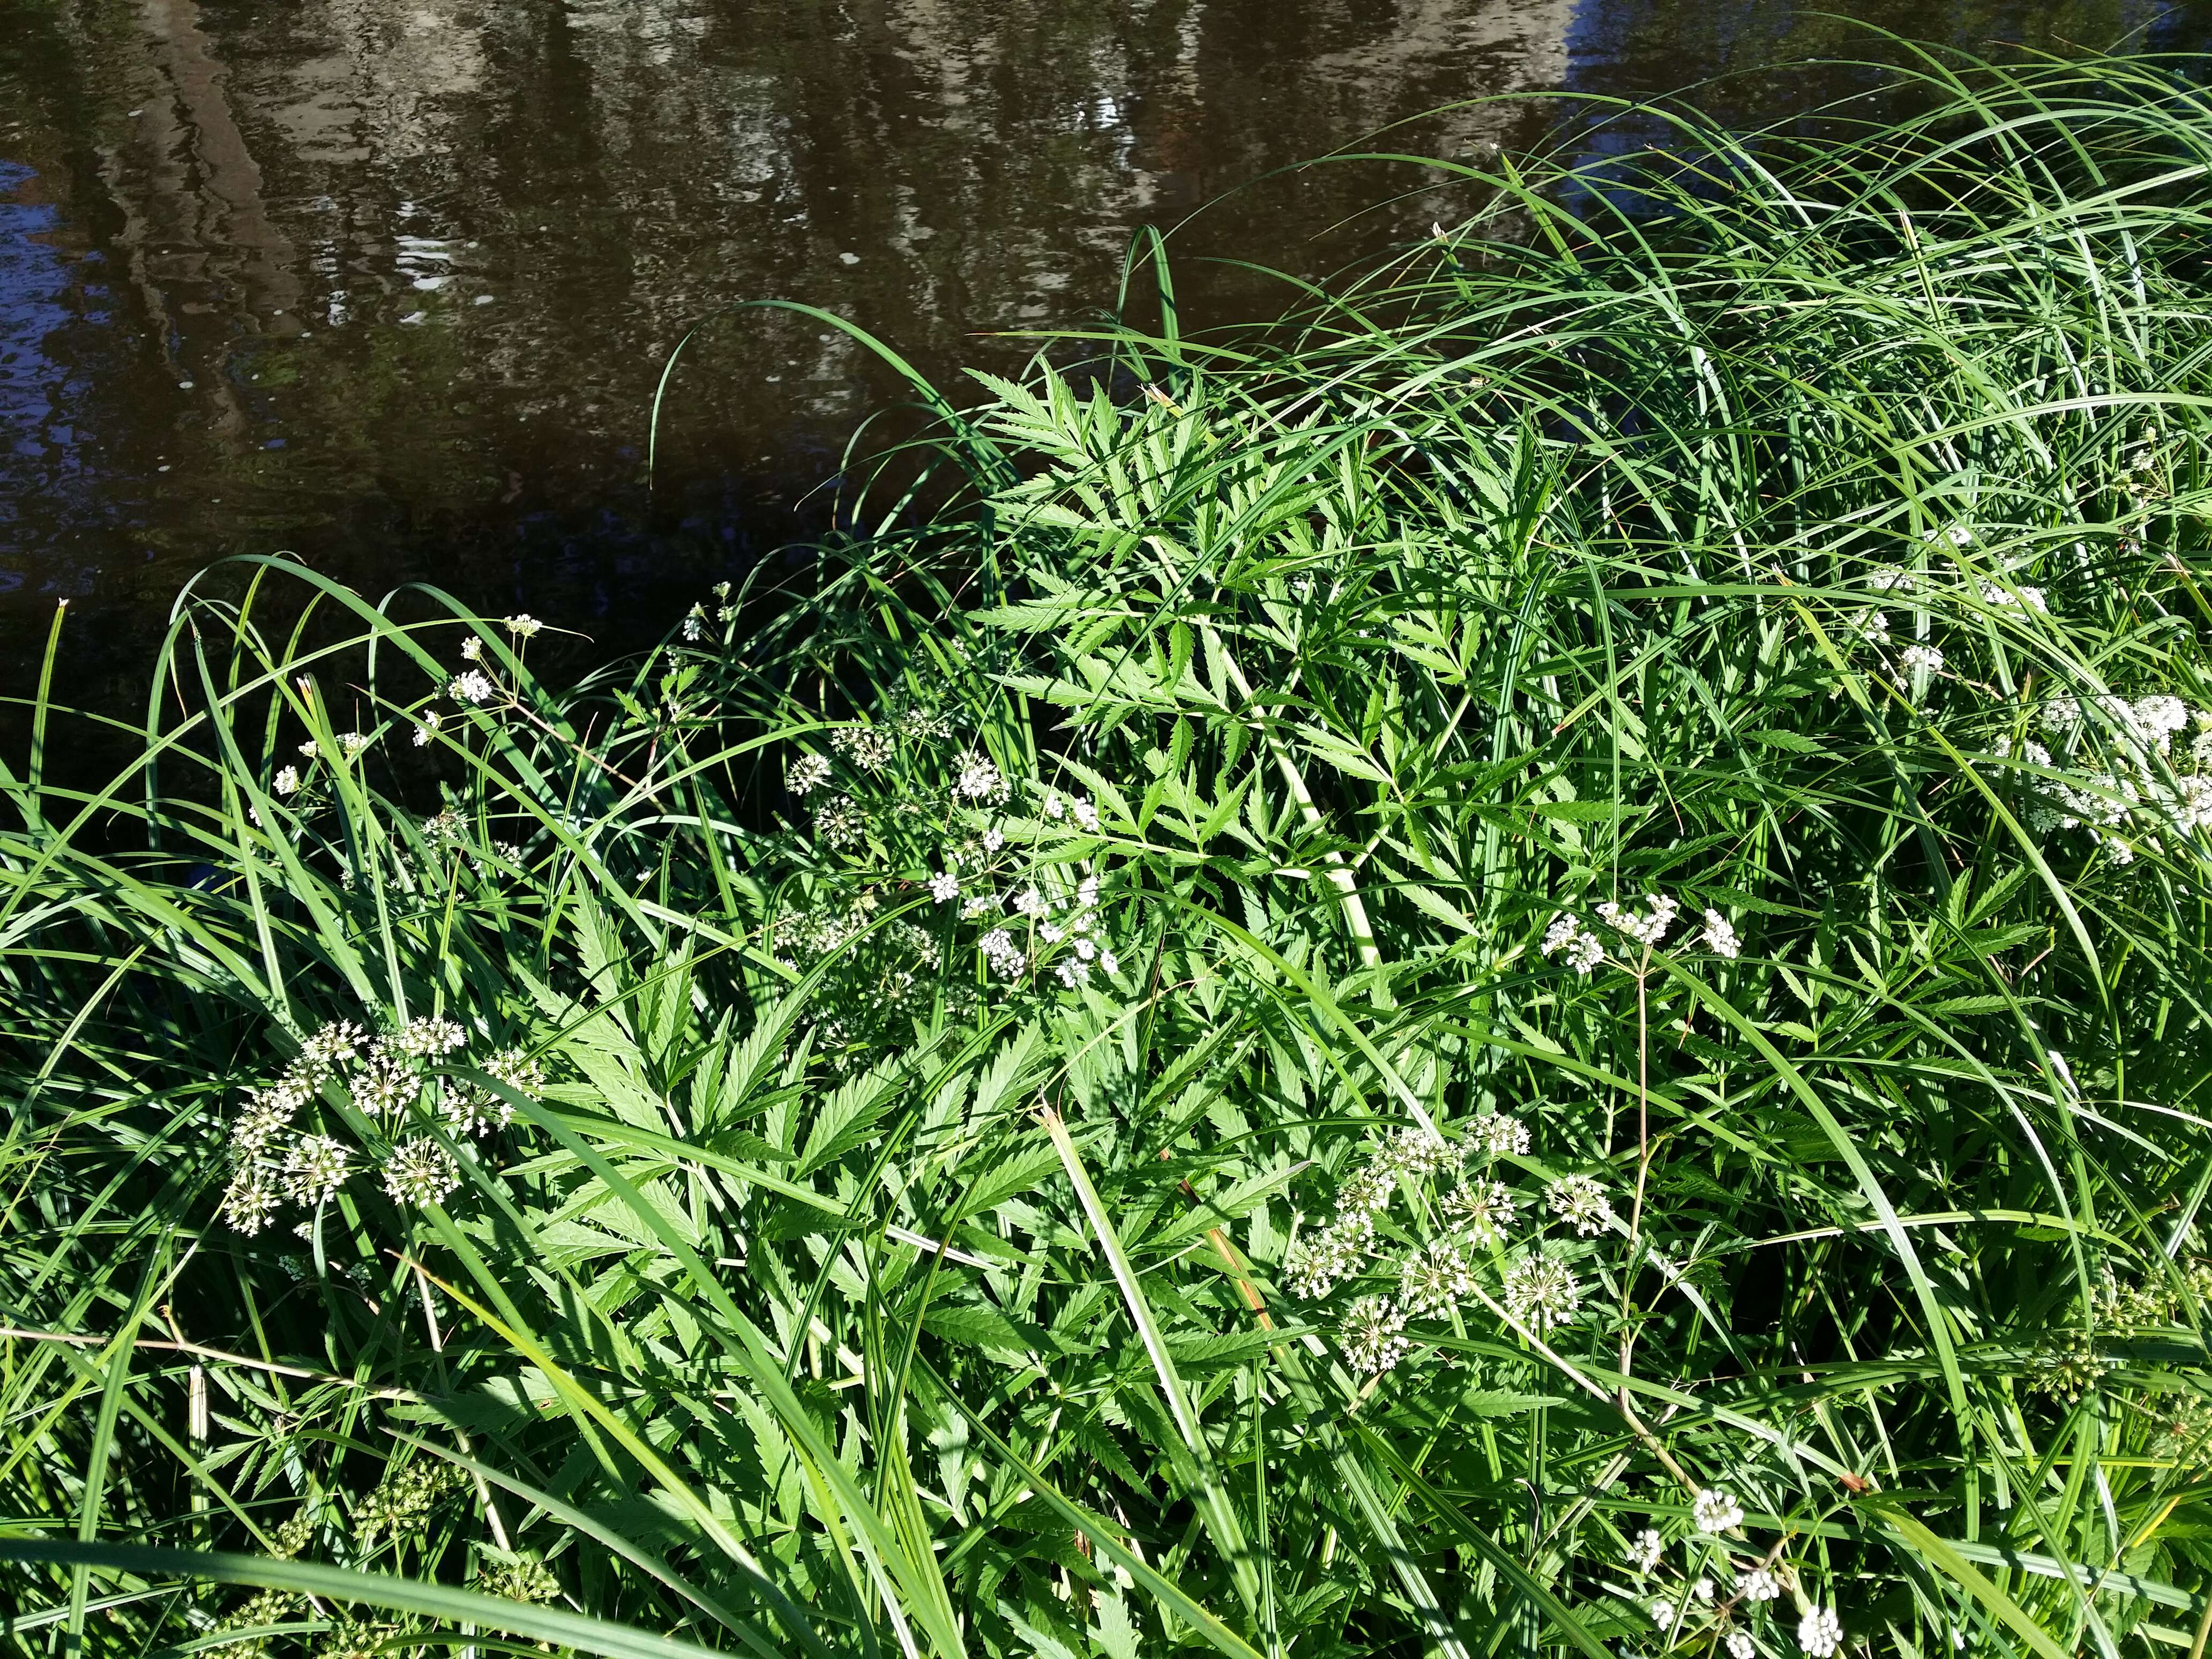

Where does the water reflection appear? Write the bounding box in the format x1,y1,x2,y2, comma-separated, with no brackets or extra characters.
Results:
2,0,2207,713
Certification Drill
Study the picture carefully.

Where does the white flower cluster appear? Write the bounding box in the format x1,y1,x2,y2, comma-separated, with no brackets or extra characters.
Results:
2006,691,2212,863
1547,1173,1615,1236
1285,1114,1608,1372
1598,893,1679,948
1620,1491,1828,1655
449,670,498,706
1541,913,1605,974
830,724,896,772
1043,789,1101,833
952,750,1008,805
1543,896,1739,968
682,582,738,641
216,1017,546,1235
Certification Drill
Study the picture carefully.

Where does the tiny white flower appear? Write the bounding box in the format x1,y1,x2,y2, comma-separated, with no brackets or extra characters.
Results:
1596,893,1678,948
786,753,833,796
977,928,1026,980
1044,792,1065,819
1692,1488,1745,1534
503,614,542,638
1445,1178,1515,1240
1071,798,1100,832
274,765,300,795
449,670,497,705
1699,909,1740,959
1339,1295,1409,1375
1098,950,1118,975
1397,1236,1477,1319
929,871,960,903
1541,912,1606,973
1500,1253,1580,1328
220,1167,281,1235
952,751,1005,803
413,710,440,746
982,828,1005,853
1797,1606,1842,1658
1470,1114,1530,1157
1627,1528,1664,1573
1727,1633,1757,1659
1546,1174,1614,1236
280,1134,350,1205
1692,1577,1716,1602
460,637,483,660
1740,1567,1780,1602
383,1137,460,1208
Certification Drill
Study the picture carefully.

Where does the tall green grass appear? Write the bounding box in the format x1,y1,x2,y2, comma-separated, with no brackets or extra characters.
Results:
8,41,2212,1659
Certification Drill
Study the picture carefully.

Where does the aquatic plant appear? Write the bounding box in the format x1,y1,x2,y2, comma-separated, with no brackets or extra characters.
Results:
8,41,2212,1658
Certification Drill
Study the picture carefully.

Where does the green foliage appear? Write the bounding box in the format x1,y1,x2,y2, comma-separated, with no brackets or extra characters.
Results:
9,42,2212,1659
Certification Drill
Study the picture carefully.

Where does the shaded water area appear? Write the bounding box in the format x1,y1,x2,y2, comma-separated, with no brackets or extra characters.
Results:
5,0,2211,718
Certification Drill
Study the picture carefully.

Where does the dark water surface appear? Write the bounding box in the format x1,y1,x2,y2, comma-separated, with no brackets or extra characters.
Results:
5,0,2210,714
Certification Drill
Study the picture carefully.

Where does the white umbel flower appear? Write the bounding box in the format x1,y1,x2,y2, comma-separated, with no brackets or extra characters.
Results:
1470,1114,1530,1156
1339,1295,1409,1375
1547,1174,1614,1236
785,754,832,796
1693,1488,1745,1533
1727,1632,1757,1659
1335,1162,1396,1216
1740,1567,1781,1602
503,614,542,638
1501,1254,1581,1329
449,669,497,705
929,871,960,903
1797,1607,1842,1657
389,1017,466,1058
1626,1528,1664,1573
1445,1179,1516,1240
280,1134,350,1205
274,765,300,795
1398,1237,1476,1319
1384,1126,1458,1178
978,928,1027,980
1284,1214,1371,1299
952,751,1005,803
383,1138,460,1208
298,1020,364,1077
1700,909,1740,959
221,1167,281,1235
1596,893,1678,948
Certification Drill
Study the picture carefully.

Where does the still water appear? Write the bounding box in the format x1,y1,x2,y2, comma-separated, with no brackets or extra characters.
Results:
4,0,2209,709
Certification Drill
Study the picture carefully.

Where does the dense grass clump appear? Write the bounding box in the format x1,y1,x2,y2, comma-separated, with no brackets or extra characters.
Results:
11,44,2212,1659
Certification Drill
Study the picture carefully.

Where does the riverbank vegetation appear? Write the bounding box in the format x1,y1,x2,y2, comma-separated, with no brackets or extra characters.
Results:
7,44,2212,1659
